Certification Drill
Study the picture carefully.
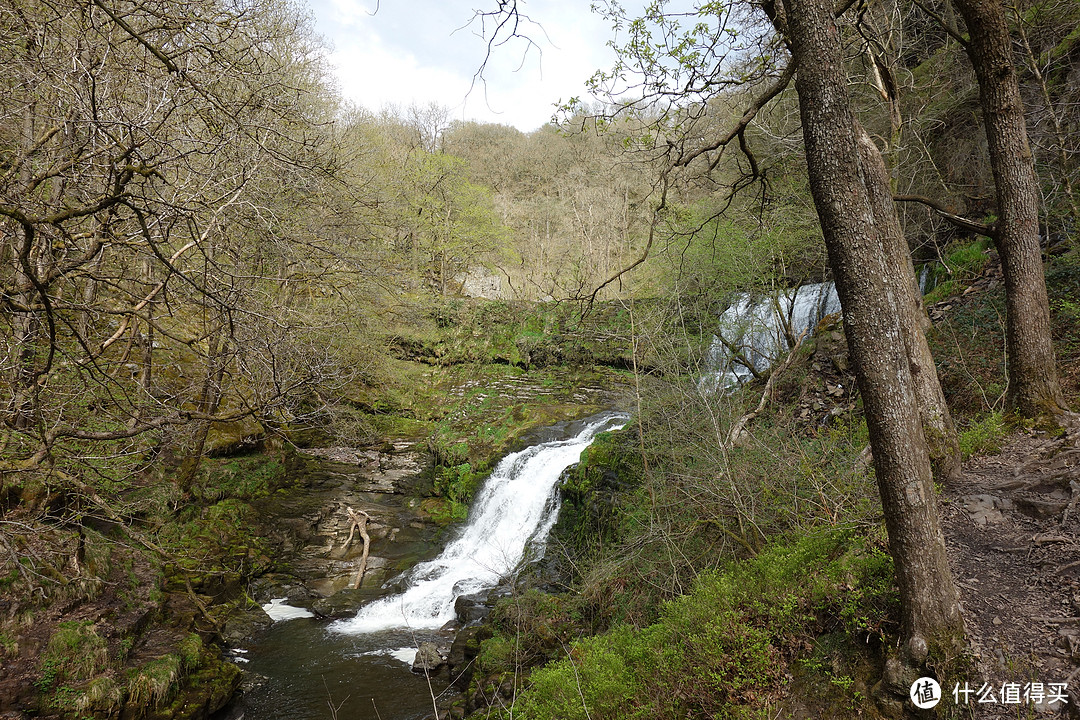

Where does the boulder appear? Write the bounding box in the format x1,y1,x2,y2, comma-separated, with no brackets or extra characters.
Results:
411,641,445,675
220,605,273,644
453,592,493,626
310,587,383,618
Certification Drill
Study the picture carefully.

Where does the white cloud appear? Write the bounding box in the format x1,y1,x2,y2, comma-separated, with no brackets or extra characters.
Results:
306,0,616,131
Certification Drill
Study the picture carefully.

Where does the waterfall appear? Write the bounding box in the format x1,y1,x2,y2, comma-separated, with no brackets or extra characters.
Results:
700,282,840,392
918,263,935,295
333,412,629,635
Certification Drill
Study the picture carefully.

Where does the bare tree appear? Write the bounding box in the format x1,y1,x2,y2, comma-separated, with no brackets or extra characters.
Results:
0,0,345,484
950,0,1069,420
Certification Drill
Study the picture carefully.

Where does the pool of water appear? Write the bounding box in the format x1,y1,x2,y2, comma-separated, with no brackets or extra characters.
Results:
234,618,452,720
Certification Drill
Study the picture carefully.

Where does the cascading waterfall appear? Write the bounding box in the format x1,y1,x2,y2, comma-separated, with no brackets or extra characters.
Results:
333,411,629,635
700,282,841,392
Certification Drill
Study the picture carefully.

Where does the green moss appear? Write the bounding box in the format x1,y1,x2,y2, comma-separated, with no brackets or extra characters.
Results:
497,529,895,720
37,621,110,692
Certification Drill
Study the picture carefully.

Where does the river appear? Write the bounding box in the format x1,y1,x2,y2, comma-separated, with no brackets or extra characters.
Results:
231,411,628,720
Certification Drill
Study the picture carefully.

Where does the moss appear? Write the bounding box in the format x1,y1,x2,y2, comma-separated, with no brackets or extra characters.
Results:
37,621,110,692
142,649,242,720
127,654,182,708
487,529,896,720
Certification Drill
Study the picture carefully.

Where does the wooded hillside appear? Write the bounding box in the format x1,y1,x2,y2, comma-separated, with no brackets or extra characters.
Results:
2,0,1079,717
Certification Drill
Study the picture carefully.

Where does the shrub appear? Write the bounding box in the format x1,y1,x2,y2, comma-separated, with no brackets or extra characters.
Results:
958,411,1008,459
498,529,896,720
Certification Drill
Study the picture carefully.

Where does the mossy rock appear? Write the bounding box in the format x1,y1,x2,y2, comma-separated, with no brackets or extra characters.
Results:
141,651,242,720
204,418,265,456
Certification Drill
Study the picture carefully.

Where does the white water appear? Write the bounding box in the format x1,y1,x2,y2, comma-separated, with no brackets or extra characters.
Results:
333,412,629,634
700,282,841,392
263,598,315,621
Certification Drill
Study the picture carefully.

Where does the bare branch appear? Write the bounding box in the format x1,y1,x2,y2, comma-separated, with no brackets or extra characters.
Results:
894,194,998,238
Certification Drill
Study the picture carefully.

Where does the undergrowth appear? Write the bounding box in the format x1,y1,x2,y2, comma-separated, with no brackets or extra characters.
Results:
489,528,895,720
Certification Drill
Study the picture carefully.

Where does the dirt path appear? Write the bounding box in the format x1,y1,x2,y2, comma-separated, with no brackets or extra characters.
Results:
942,427,1080,717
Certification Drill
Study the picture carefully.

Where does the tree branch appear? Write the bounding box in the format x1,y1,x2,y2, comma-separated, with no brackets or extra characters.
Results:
894,194,998,238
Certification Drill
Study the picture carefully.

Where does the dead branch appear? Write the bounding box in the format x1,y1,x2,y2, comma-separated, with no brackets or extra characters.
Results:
344,506,371,590
727,329,807,446
894,194,998,238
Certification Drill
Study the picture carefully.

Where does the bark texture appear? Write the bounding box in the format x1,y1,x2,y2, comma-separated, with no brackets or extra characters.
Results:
856,125,962,482
952,0,1067,419
781,0,964,660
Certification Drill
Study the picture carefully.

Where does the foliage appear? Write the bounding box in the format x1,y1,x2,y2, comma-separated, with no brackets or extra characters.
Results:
502,529,895,720
192,455,290,503
478,590,577,675
924,238,992,304
930,284,1009,415
958,411,1009,459
127,654,183,708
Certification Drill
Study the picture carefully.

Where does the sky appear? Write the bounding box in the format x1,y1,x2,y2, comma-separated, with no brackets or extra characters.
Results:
305,0,619,132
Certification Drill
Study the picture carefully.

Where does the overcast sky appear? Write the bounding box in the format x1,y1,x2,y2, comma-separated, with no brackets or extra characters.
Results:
305,0,618,132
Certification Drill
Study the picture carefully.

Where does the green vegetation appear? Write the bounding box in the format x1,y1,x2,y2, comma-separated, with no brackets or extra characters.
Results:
924,238,992,305
37,622,109,693
127,655,183,708
958,411,1009,459
3,0,1080,716
191,455,290,502
483,529,895,720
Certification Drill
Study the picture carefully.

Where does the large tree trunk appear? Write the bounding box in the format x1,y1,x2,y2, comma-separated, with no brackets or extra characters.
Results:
856,125,962,482
781,0,964,669
951,0,1067,419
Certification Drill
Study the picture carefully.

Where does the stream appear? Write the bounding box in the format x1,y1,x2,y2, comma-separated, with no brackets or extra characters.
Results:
234,411,628,720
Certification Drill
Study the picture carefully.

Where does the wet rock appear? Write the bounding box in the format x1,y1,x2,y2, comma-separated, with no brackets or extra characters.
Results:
453,592,492,625
247,574,314,605
220,605,274,644
310,587,383,618
412,641,445,675
446,625,491,689
302,556,391,597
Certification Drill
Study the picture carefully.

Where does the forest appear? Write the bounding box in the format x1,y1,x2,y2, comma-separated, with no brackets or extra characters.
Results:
1,0,1079,718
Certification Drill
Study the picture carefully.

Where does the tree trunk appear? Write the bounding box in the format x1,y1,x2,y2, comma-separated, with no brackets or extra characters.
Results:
856,125,962,482
951,0,1067,419
781,0,964,667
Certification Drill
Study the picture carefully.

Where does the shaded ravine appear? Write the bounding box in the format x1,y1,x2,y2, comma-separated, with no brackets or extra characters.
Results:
234,411,628,720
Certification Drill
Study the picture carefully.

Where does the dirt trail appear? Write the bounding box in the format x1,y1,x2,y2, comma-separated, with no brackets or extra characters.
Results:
943,425,1080,717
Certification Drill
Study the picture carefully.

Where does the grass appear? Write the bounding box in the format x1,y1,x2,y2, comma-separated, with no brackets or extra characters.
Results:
490,528,896,720
924,238,992,305
37,621,110,692
127,654,182,707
